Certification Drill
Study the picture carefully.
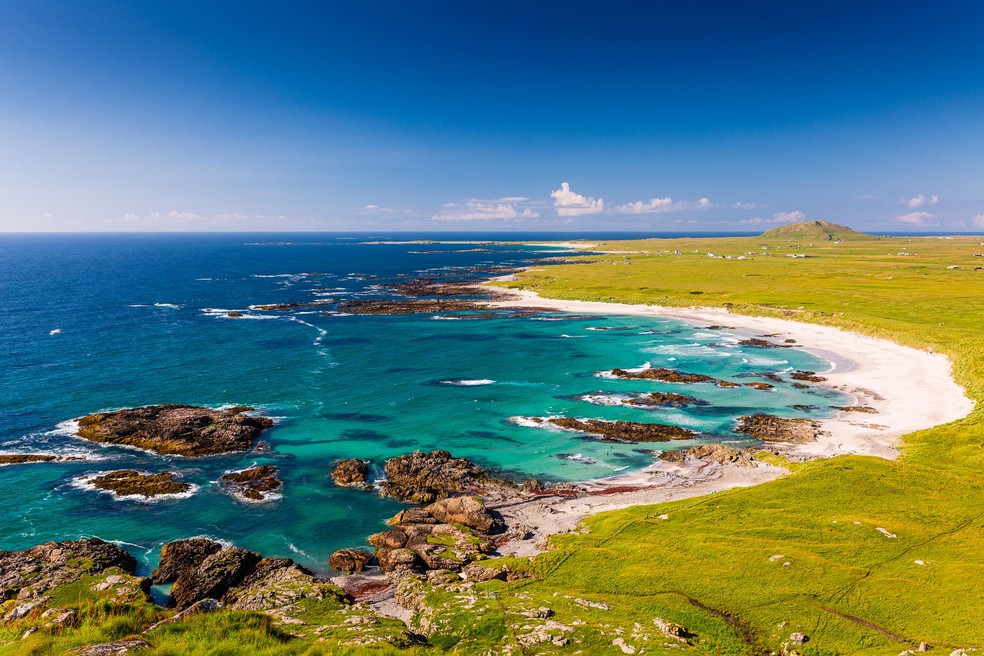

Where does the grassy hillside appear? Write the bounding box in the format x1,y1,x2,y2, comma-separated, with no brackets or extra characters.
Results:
4,231,982,655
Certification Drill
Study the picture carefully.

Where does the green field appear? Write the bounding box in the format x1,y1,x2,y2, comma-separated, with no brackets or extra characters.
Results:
4,230,983,655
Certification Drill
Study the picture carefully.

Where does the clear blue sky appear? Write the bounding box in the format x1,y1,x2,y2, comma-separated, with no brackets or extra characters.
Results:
2,0,983,232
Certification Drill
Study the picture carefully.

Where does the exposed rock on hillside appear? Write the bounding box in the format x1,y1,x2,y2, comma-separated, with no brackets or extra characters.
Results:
736,414,823,443
75,405,274,457
0,538,137,602
220,465,282,502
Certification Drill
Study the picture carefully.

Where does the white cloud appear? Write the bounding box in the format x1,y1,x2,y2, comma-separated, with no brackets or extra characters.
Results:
432,200,540,221
551,182,604,216
215,212,249,221
615,196,712,214
361,204,414,215
973,214,984,228
734,201,762,209
896,211,935,225
906,194,939,208
740,210,807,225
497,196,529,202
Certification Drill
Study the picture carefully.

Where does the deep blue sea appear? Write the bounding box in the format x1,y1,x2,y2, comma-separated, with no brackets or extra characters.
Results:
0,233,849,575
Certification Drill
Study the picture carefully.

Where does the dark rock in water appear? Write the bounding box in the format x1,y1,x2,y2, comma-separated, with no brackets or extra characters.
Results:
168,547,262,610
659,444,756,467
331,458,370,487
251,300,335,312
329,548,374,574
545,417,697,442
743,382,774,390
0,454,70,465
75,405,274,457
226,311,244,318
0,538,136,602
337,298,489,315
610,367,738,388
87,470,192,498
738,338,791,348
152,538,224,584
623,392,708,408
220,465,282,502
378,449,514,503
791,370,828,383
790,404,819,411
735,413,823,443
425,495,498,532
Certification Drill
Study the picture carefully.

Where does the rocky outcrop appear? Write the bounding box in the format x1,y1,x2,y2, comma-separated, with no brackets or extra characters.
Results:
0,538,136,602
738,338,791,349
623,392,708,408
156,539,347,614
152,538,224,584
86,470,192,498
659,444,757,467
331,458,370,487
832,405,878,414
220,465,282,502
425,495,498,532
791,370,827,383
168,546,261,609
536,417,697,442
0,454,74,465
75,405,274,457
736,414,823,443
743,382,774,390
378,450,514,503
610,367,739,388
328,549,374,574
369,501,497,574
72,639,151,655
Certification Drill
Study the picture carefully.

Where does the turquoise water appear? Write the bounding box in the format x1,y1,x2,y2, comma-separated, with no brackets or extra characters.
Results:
0,233,848,574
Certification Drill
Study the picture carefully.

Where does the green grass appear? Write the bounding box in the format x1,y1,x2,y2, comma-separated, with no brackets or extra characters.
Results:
4,234,982,654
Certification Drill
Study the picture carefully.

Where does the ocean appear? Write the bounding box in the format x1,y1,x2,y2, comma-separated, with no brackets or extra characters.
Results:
0,233,849,574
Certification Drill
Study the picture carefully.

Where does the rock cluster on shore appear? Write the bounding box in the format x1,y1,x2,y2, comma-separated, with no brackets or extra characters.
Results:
623,391,709,408
75,405,274,457
659,444,757,467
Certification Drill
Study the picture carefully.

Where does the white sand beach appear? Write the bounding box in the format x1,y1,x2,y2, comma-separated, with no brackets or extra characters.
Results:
484,283,976,556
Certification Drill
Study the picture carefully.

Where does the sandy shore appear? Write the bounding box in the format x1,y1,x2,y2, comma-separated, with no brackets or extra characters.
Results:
483,283,975,556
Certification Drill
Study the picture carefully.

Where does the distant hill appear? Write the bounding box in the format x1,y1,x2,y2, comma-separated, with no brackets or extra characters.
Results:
759,220,875,241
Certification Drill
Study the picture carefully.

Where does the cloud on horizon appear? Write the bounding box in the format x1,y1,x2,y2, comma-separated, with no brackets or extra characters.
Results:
739,210,806,225
551,182,604,216
895,211,936,225
432,200,540,221
615,196,712,214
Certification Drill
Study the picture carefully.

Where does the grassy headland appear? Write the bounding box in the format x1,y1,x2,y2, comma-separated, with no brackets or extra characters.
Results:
3,228,982,655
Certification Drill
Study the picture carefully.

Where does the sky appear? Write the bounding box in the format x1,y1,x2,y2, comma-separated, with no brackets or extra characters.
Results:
1,0,983,233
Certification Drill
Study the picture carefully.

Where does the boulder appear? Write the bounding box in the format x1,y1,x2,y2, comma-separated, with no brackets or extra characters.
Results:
375,547,421,573
152,538,223,584
331,458,370,487
74,405,273,457
329,549,374,574
167,547,261,610
389,507,438,526
369,529,409,549
425,496,497,532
